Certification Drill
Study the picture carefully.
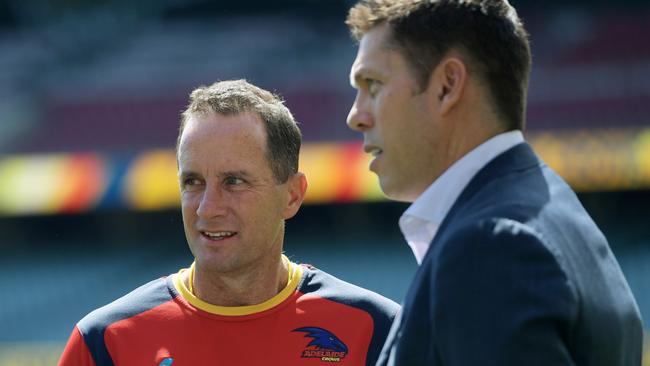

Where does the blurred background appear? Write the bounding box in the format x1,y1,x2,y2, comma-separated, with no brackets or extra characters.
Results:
0,0,649,364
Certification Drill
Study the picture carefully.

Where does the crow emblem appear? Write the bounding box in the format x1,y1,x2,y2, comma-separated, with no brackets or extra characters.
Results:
293,326,349,361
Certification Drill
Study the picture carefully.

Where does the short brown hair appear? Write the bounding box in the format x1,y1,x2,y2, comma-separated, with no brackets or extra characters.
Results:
346,0,532,131
178,79,301,184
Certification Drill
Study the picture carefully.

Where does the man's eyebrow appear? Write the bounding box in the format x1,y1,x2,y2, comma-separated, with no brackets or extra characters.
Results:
350,68,365,87
179,170,199,178
220,170,251,178
178,170,199,177
351,66,380,88
178,170,254,180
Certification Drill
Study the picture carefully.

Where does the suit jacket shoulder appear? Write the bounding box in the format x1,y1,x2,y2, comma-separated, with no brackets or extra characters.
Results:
382,143,643,366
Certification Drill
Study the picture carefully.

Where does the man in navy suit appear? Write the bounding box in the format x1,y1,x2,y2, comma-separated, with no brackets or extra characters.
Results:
345,1,643,365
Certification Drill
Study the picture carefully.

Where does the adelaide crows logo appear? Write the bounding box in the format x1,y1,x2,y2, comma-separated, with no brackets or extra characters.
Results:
293,327,348,362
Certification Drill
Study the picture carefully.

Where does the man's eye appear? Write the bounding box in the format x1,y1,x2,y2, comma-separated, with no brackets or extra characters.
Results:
224,177,245,186
366,79,380,96
182,178,203,190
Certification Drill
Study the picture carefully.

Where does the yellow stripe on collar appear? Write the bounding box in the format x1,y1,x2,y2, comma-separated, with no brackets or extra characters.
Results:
172,255,302,316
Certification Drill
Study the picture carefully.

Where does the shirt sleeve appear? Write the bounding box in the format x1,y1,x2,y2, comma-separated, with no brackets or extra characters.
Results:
58,326,96,366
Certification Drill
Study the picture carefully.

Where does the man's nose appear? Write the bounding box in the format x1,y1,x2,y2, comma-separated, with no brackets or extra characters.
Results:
196,185,227,219
347,94,374,132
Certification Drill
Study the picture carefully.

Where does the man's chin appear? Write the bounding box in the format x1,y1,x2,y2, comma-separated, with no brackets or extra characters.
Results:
379,179,417,203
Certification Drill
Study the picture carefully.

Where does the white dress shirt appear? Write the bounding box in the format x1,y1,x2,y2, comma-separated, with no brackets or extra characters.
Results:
399,130,525,264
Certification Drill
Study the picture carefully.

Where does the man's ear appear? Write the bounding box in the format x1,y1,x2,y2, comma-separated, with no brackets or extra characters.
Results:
283,172,307,220
430,55,467,116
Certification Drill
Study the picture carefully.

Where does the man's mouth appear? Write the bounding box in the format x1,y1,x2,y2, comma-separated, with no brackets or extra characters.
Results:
201,231,237,240
364,146,383,157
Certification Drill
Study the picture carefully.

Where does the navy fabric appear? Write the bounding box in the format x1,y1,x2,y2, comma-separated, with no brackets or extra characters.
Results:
299,266,400,366
377,143,643,366
76,277,175,366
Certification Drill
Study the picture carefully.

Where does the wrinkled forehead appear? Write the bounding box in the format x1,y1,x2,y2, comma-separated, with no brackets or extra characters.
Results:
179,112,267,154
351,25,420,88
350,25,397,82
184,110,263,137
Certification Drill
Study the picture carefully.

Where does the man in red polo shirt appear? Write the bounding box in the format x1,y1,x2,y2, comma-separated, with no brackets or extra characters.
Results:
59,79,398,366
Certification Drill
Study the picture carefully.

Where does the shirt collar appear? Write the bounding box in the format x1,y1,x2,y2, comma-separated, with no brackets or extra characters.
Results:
399,130,525,264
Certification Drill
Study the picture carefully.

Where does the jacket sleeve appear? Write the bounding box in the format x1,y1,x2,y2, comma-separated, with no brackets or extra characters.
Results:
433,218,577,366
58,326,96,366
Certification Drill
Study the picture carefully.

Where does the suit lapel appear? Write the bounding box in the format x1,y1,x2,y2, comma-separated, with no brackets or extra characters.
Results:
382,142,542,364
424,142,541,260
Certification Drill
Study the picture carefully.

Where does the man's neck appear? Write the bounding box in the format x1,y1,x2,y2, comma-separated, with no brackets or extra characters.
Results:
184,256,289,307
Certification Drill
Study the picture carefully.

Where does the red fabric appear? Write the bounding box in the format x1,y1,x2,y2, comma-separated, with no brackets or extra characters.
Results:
59,327,96,366
60,291,374,365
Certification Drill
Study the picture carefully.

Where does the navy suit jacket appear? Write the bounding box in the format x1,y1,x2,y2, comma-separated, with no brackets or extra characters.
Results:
377,143,643,366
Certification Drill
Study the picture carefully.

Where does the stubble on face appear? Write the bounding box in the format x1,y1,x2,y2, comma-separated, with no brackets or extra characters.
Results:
350,24,443,203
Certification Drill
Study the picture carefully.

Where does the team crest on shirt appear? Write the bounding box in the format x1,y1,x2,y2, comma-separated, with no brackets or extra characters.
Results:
293,327,348,362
